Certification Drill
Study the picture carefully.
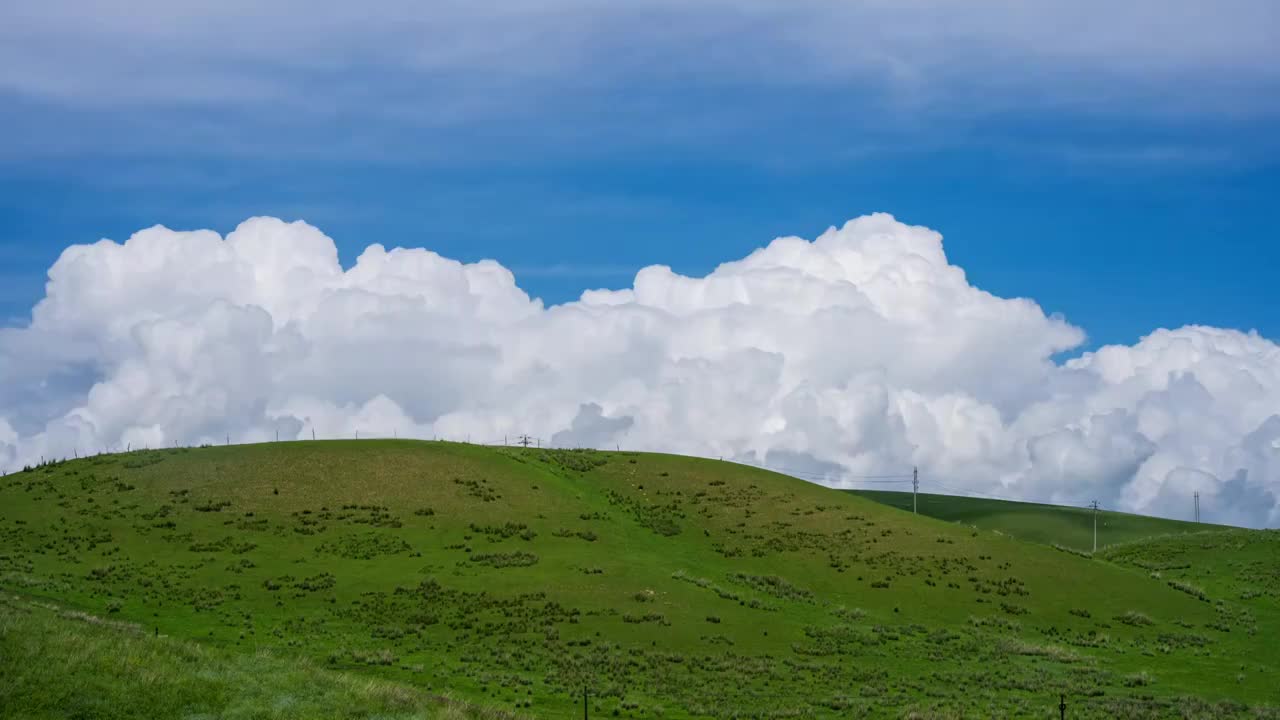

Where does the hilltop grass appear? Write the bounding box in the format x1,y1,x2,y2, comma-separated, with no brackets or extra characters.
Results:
2,440,1277,719
848,489,1227,551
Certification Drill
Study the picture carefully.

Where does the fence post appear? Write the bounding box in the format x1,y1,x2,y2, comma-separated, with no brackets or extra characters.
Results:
1059,694,1066,719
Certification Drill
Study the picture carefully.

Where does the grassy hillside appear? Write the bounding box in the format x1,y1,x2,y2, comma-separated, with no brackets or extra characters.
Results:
1,441,1277,719
0,592,499,720
847,490,1224,551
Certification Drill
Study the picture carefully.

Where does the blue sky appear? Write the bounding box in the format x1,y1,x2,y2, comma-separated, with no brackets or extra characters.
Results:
1,1,1277,349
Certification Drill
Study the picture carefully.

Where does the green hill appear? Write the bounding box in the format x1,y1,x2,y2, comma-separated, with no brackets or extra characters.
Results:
0,593,494,720
2,441,1277,719
846,490,1227,551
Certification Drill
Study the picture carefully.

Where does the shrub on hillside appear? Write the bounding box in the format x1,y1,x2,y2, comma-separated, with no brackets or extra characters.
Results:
469,551,538,568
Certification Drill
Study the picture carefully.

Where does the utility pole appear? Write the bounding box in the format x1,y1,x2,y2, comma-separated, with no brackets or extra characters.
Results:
583,688,589,720
312,428,316,441
1059,693,1066,720
517,434,533,448
913,466,919,514
1090,500,1100,552
1194,491,1200,523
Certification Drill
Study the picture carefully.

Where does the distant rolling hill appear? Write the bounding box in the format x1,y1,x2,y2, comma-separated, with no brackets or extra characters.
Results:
1,441,1277,719
845,489,1230,552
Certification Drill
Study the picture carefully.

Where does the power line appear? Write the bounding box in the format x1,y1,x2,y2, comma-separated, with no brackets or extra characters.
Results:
927,480,1093,510
748,461,1088,510
729,456,1090,512
733,459,913,481
928,481,1037,503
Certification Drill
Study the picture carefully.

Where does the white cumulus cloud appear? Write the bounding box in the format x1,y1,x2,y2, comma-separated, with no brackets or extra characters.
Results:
1,214,1277,527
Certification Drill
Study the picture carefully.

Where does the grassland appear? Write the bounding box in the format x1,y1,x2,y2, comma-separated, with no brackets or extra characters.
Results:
847,490,1225,552
0,592,499,720
1,440,1277,719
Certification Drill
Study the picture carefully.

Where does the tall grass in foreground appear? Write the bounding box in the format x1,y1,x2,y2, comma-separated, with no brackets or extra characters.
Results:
0,594,513,720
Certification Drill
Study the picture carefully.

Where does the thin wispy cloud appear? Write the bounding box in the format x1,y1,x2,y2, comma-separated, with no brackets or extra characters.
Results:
5,2,1277,107
2,1,1276,165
